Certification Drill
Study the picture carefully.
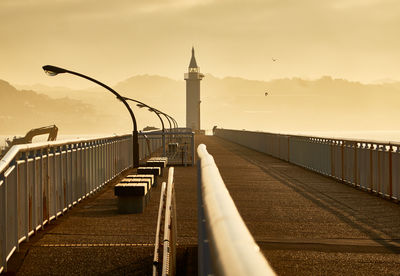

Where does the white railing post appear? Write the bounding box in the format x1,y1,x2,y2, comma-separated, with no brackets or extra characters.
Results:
0,179,6,273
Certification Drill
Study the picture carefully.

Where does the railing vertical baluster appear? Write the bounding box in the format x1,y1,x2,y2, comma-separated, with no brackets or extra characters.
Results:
89,143,93,193
389,145,393,198
395,147,400,200
1,179,7,272
53,148,57,218
33,155,38,230
353,142,357,186
25,155,29,240
46,148,50,221
61,146,65,214
377,145,382,195
369,143,374,191
39,150,44,229
14,163,19,251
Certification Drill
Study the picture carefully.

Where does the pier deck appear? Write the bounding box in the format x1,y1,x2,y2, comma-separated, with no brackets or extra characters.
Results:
5,135,400,275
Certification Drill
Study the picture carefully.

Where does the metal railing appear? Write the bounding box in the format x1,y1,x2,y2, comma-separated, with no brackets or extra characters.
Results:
153,167,177,276
0,133,162,273
197,144,276,276
214,128,400,201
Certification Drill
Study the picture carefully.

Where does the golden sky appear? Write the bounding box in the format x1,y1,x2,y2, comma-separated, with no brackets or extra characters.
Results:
1,0,399,88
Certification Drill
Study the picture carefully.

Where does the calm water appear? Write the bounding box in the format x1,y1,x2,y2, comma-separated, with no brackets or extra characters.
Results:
2,130,400,148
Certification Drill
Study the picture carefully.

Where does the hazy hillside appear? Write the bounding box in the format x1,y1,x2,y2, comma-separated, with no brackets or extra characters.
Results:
16,75,186,133
0,80,128,135
10,75,400,135
201,75,400,132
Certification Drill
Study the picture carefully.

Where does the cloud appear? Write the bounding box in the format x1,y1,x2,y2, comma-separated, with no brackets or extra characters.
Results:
331,0,388,10
1,0,400,87
244,110,273,114
136,0,215,13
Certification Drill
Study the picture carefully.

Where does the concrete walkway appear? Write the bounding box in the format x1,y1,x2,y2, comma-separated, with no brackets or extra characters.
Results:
203,135,400,275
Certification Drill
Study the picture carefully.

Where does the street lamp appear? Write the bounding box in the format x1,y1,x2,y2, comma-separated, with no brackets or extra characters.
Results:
122,97,168,156
42,65,140,168
134,101,177,130
169,116,178,129
156,111,178,129
122,97,167,131
156,110,172,133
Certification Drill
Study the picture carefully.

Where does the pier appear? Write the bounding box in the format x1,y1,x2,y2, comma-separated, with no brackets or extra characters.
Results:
1,131,400,275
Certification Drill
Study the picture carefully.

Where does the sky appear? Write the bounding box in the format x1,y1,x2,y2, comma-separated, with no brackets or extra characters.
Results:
1,0,400,88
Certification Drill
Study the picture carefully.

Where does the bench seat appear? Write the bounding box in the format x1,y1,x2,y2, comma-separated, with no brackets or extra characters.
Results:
125,174,154,186
114,182,148,213
137,167,161,186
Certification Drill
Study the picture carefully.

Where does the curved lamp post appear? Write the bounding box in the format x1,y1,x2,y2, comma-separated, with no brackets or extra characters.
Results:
156,111,178,129
122,97,167,156
42,65,140,168
124,97,176,132
122,97,166,131
158,111,173,132
169,116,178,129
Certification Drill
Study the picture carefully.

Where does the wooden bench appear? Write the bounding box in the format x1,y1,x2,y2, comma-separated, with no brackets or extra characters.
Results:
146,160,167,176
120,178,152,203
137,167,161,186
114,182,148,213
149,156,169,165
147,157,168,174
125,174,154,187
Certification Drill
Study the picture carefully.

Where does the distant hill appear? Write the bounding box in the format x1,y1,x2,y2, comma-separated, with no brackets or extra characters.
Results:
10,75,400,133
201,75,400,132
0,80,127,134
15,75,186,133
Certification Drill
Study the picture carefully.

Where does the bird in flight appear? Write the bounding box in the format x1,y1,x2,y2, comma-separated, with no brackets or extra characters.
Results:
272,58,277,62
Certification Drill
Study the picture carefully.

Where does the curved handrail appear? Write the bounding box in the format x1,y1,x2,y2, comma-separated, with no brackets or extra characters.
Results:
153,181,166,276
214,128,400,147
197,144,275,276
0,134,131,174
162,167,176,276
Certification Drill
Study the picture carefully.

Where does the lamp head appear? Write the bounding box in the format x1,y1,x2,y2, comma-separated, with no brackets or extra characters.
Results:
42,65,68,76
136,103,146,108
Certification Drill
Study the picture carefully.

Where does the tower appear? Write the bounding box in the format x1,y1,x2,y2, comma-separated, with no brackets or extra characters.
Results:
184,47,204,132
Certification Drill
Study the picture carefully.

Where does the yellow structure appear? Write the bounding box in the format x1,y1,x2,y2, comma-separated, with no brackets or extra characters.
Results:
184,47,204,131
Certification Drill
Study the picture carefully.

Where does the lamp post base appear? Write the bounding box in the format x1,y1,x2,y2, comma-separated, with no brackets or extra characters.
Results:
133,130,140,168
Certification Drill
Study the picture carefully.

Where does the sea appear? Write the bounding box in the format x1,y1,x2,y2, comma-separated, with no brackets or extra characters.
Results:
2,130,400,148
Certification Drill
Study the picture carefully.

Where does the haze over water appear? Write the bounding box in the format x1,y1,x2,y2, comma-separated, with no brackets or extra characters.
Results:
3,130,400,150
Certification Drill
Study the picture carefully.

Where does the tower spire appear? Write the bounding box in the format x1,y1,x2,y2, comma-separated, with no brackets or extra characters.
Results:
189,46,198,68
